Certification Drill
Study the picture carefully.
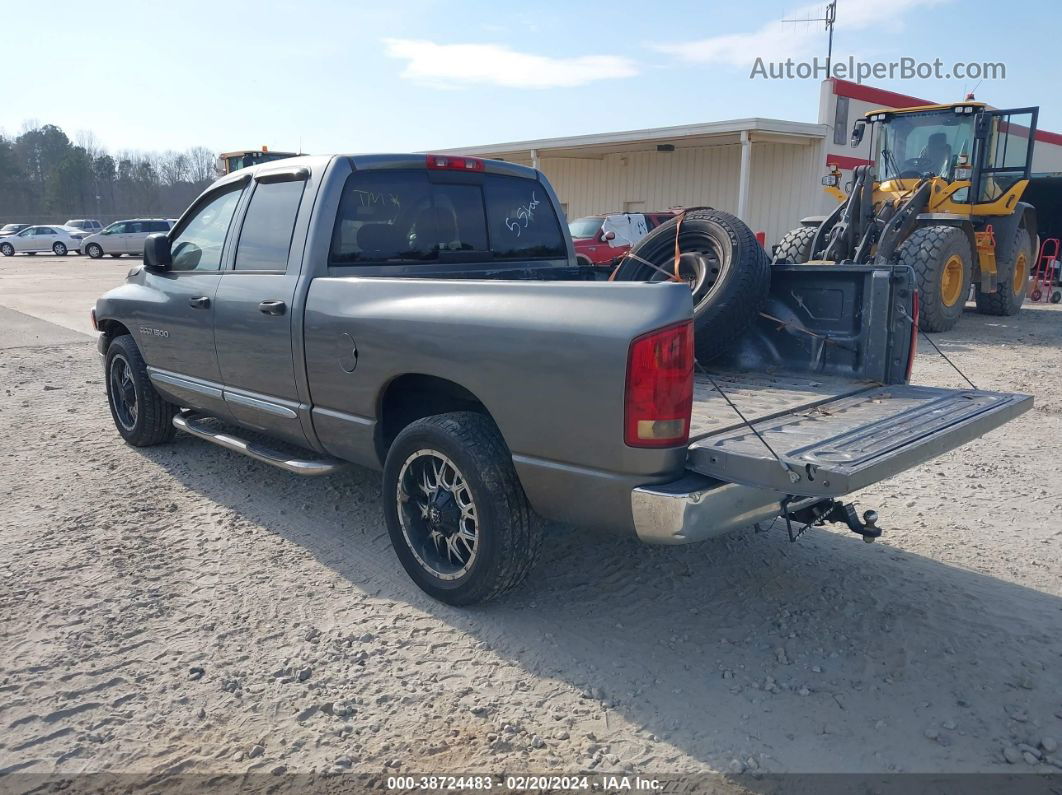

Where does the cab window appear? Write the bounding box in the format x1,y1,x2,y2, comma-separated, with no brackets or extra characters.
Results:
234,180,306,272
170,184,244,272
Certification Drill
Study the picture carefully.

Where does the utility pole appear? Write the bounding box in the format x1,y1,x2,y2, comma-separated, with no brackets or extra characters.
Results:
783,0,837,77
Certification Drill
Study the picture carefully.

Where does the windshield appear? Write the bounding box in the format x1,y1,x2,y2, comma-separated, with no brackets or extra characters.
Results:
875,110,975,181
567,216,603,238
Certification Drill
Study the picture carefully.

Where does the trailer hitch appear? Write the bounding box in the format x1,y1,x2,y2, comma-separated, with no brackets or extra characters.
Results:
780,497,882,543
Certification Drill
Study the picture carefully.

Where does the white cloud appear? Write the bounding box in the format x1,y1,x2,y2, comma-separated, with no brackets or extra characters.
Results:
654,0,951,66
383,39,638,89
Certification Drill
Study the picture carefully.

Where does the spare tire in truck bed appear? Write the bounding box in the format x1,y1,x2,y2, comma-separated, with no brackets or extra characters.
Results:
612,208,771,362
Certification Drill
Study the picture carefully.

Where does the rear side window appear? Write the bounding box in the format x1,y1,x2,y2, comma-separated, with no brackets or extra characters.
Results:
234,180,305,271
329,169,563,266
484,176,565,260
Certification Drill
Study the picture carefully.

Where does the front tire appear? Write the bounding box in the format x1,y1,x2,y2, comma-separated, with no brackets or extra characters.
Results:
104,335,177,447
897,225,972,332
86,243,103,259
975,226,1032,316
773,226,817,264
0,243,13,256
382,412,542,605
52,242,67,255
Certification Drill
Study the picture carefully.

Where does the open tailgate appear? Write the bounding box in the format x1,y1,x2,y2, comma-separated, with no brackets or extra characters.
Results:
686,384,1031,498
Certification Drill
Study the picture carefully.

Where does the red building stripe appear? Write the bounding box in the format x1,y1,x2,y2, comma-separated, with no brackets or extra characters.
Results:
826,154,873,170
831,78,1062,148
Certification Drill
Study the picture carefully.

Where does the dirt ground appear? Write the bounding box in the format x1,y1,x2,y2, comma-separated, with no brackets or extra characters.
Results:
2,254,1062,784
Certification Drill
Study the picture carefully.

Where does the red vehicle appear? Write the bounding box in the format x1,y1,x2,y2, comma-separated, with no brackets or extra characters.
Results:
568,211,678,270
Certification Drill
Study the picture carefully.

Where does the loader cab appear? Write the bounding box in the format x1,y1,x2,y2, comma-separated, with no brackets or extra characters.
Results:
861,103,1038,209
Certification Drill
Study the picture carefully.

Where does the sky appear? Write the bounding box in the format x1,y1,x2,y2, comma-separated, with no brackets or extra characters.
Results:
5,0,1059,156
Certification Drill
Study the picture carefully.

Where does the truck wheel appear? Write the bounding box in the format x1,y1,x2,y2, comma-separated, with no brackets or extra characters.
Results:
897,225,971,332
104,335,177,447
975,227,1032,316
613,208,770,362
382,411,542,606
773,226,817,264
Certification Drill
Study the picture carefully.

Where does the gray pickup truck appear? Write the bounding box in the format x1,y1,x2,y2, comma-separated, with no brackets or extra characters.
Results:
94,153,1031,604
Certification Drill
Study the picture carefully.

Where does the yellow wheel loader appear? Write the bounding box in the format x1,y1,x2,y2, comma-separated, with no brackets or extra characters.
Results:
775,102,1039,332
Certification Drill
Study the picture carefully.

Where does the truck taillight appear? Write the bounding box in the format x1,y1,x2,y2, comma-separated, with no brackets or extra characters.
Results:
425,154,484,172
906,291,919,382
624,321,694,448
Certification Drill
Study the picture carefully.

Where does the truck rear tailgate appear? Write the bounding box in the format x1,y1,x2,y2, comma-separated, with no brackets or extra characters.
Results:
686,371,1032,498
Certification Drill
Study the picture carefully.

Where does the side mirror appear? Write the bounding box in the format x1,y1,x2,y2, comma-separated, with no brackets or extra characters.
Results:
603,230,616,241
851,119,866,147
144,232,172,270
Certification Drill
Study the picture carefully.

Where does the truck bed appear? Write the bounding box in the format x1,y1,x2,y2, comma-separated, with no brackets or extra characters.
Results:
690,371,876,440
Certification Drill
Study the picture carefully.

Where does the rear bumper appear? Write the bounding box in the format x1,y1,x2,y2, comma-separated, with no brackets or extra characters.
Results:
631,473,785,545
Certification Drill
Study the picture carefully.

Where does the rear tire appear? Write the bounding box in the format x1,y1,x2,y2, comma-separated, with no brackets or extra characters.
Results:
382,412,542,606
52,242,67,255
104,335,177,447
86,243,103,259
773,226,817,264
975,226,1032,316
896,225,971,332
613,209,770,362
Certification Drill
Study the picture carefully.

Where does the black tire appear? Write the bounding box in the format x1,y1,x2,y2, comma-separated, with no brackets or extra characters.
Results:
613,209,770,362
382,411,542,606
773,226,817,264
896,225,971,332
52,242,67,256
1051,290,1062,304
975,227,1032,316
86,243,103,259
110,253,123,258
0,243,13,256
104,335,177,447
26,251,36,256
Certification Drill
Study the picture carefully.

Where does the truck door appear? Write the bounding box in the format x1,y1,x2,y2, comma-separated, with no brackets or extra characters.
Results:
133,181,246,419
213,169,310,447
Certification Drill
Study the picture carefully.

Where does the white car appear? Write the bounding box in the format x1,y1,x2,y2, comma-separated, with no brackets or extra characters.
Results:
82,218,174,259
0,225,87,256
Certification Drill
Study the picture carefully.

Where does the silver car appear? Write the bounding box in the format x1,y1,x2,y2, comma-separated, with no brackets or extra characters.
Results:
82,219,174,259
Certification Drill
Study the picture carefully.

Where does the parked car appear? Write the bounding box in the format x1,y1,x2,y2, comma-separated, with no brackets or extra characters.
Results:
82,219,174,259
93,154,1030,605
65,219,104,234
569,211,677,270
0,223,30,237
0,224,87,256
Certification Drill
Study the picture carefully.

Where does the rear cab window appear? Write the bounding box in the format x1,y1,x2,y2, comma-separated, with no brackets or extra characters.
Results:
329,168,565,269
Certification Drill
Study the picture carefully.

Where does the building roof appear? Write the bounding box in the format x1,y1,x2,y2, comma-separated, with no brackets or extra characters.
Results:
436,117,828,159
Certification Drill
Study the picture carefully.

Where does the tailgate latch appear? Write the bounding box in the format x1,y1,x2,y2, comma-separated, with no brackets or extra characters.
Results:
782,498,882,543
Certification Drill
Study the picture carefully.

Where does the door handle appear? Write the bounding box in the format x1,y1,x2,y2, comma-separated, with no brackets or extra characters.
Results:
259,300,287,316
188,296,211,309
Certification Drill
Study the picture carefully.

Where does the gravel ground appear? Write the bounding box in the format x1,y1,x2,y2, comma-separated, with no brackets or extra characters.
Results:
1,277,1061,784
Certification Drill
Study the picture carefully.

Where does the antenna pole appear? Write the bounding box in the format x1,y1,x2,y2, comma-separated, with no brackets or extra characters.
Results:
825,0,836,78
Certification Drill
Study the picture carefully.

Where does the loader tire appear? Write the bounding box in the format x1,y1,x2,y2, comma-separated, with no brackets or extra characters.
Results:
897,225,972,333
975,226,1032,316
773,226,817,264
612,208,770,362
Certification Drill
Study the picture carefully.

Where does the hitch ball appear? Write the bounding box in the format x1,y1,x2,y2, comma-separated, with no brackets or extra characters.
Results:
862,510,879,543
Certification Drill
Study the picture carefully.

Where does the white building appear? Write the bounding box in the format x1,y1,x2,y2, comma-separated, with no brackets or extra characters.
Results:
440,79,1062,247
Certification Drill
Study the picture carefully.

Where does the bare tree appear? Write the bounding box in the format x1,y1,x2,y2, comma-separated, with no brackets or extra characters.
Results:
186,146,217,183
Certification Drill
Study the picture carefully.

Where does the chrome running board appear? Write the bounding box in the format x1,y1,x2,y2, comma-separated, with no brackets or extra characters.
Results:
173,412,349,476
